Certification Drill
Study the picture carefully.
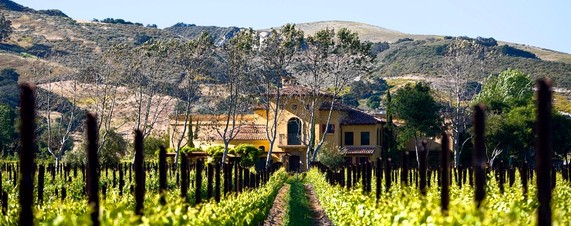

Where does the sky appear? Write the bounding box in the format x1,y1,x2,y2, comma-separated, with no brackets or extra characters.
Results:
15,0,571,54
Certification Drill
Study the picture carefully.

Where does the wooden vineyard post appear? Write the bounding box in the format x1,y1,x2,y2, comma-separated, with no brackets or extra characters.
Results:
62,186,67,201
509,167,515,187
535,79,552,226
38,165,45,203
207,163,214,199
112,168,117,188
86,113,100,226
180,153,188,201
243,167,249,190
376,158,382,200
119,163,124,196
234,163,239,194
215,161,221,202
159,146,167,205
342,167,346,187
473,104,486,208
366,162,372,193
19,84,36,226
402,151,409,186
134,130,145,216
195,158,203,204
419,141,427,196
440,133,450,213
250,171,255,188
223,163,230,196
347,165,352,189
1,191,6,215
238,166,244,193
499,160,505,194
385,158,391,192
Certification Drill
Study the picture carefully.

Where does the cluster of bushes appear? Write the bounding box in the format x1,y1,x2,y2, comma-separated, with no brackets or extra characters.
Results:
175,144,262,167
341,76,389,109
94,18,144,27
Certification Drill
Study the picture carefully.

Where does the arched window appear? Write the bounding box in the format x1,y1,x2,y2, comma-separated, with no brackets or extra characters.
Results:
287,118,302,145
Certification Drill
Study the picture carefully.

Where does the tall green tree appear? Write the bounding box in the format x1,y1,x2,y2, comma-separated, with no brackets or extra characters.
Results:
383,90,397,161
473,68,533,113
390,82,442,166
471,69,534,165
553,113,571,163
0,13,12,42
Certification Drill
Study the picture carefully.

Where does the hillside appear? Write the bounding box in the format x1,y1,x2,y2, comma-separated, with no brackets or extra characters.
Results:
267,20,437,43
1,1,571,133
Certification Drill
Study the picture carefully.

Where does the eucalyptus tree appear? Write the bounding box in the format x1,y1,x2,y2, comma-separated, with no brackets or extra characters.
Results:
107,40,178,141
255,24,304,168
30,57,83,167
294,28,373,168
211,28,259,165
169,33,215,165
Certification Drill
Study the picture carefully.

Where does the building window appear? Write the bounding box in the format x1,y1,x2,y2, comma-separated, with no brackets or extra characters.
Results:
361,132,370,145
321,124,335,133
344,132,354,145
287,118,302,145
292,104,297,110
359,157,369,163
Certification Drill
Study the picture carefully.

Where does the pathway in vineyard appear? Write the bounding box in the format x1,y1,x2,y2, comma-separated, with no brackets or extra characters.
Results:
305,184,334,226
264,178,333,226
263,183,290,226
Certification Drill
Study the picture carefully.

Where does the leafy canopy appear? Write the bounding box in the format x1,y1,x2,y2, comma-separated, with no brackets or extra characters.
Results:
390,82,442,146
473,68,533,113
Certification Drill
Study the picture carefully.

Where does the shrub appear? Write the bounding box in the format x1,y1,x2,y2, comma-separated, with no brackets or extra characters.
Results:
317,145,346,171
232,144,261,167
206,145,225,158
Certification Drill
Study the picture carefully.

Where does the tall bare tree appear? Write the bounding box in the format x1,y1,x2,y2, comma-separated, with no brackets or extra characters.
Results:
107,41,177,141
294,28,373,168
30,57,82,167
436,38,486,167
256,24,304,168
169,33,215,165
210,28,259,165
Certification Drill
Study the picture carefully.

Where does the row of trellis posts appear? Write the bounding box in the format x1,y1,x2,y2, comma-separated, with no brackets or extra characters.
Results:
10,83,282,225
313,79,559,226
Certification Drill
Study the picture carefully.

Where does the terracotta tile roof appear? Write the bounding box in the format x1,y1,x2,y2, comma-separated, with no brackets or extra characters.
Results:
265,85,332,97
233,124,267,140
199,123,267,141
345,146,377,155
320,102,385,125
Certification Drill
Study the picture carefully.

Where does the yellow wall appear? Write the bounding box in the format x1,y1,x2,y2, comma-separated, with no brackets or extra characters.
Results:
169,94,386,169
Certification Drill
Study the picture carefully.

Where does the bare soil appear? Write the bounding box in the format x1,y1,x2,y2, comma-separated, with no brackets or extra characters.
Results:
304,184,334,226
263,184,290,226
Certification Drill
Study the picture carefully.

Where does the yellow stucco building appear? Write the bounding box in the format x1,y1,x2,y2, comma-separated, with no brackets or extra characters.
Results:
169,86,386,171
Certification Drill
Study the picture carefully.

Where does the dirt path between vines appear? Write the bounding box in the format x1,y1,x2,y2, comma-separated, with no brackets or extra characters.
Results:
305,184,334,226
263,182,333,226
263,184,290,226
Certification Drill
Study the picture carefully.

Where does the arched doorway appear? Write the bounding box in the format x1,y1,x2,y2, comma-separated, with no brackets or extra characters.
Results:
287,118,302,145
